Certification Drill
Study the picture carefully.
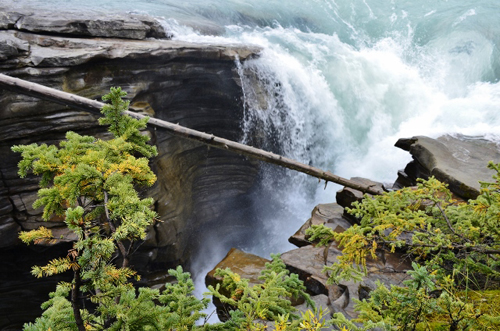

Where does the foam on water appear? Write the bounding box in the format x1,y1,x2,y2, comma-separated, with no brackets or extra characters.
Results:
7,0,500,320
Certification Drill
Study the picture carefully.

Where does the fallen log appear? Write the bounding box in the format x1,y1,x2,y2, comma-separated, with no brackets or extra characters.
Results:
0,73,384,195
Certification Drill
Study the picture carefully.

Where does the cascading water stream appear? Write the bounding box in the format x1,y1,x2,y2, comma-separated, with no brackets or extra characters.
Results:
8,0,500,321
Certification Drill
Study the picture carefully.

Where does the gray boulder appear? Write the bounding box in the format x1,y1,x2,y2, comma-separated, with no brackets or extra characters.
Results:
395,135,500,199
289,203,352,247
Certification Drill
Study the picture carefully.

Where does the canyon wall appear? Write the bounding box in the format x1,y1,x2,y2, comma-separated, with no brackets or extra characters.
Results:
0,7,261,329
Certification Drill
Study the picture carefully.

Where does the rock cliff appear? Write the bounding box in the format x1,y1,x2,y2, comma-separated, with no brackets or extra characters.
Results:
0,7,261,329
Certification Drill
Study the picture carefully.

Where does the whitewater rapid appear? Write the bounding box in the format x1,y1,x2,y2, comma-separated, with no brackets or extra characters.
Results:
8,0,500,319
14,0,499,259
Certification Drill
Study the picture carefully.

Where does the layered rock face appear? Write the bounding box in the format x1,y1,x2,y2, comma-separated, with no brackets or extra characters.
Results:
0,7,261,329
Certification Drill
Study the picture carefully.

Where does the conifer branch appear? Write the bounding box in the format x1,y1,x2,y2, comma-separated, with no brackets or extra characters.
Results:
104,190,130,269
70,253,86,331
436,203,470,244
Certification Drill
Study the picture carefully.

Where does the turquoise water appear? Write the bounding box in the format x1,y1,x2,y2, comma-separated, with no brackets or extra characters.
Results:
12,0,500,250
14,0,500,180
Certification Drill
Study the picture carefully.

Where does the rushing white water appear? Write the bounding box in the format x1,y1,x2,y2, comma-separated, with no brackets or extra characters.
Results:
9,0,500,319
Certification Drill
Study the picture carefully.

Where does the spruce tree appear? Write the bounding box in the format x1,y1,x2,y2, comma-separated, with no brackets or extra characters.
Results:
306,164,500,330
13,87,209,330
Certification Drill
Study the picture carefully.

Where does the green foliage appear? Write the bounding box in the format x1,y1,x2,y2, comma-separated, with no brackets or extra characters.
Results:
13,87,200,330
15,86,335,331
345,263,500,331
19,226,55,246
306,162,500,330
23,285,80,331
24,266,211,331
306,170,500,286
158,266,211,329
207,255,314,329
297,307,331,331
305,224,335,247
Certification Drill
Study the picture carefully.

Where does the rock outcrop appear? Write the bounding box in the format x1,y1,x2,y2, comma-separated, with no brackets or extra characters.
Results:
205,247,334,322
394,135,500,199
205,134,499,323
205,248,271,321
284,203,411,318
280,135,499,320
0,7,262,329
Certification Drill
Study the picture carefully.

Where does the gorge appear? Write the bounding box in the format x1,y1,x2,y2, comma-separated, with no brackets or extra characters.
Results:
1,1,500,329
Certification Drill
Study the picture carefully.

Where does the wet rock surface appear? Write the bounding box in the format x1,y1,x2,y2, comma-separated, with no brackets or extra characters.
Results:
205,248,270,321
289,203,351,247
0,6,168,40
205,247,270,289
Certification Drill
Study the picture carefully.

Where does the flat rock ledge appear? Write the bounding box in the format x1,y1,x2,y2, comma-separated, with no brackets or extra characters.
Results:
1,6,169,40
395,135,500,199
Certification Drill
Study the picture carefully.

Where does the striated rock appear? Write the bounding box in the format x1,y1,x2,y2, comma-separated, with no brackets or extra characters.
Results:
0,7,262,329
0,6,169,40
395,135,500,199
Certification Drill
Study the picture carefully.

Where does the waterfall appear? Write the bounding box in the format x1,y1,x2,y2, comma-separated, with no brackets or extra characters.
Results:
10,0,500,321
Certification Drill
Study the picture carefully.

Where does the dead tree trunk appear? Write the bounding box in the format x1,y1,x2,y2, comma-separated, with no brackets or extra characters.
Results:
0,73,384,195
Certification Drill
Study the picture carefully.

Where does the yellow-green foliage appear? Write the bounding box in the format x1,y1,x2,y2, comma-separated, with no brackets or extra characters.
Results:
307,162,500,330
306,166,500,285
13,87,166,330
207,255,315,329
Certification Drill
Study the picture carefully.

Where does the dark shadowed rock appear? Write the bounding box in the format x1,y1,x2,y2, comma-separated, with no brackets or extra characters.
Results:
0,244,73,330
0,7,262,329
395,135,500,199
